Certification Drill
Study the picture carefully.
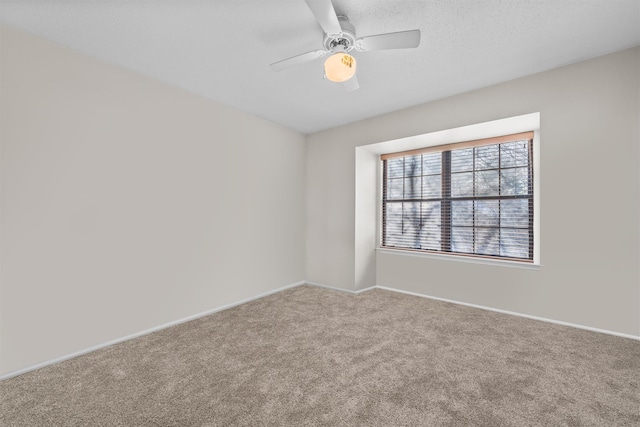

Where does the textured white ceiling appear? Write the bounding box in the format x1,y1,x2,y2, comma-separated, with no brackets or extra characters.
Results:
1,0,639,133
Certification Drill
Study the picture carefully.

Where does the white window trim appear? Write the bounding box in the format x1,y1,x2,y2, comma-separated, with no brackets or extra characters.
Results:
361,112,541,268
376,247,542,270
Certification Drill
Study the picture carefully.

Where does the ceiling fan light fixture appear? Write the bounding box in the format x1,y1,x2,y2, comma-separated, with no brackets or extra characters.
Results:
269,0,421,91
324,52,356,82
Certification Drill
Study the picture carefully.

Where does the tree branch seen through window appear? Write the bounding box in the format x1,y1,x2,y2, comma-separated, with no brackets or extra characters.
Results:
381,133,534,262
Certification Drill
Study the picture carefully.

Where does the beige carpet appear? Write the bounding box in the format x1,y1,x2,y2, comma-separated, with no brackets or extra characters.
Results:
1,285,639,426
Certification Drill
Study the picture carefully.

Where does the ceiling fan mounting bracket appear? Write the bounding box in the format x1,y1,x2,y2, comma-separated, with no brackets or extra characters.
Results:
323,16,356,52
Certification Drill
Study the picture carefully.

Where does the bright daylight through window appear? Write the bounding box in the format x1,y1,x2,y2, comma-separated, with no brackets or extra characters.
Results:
381,132,534,262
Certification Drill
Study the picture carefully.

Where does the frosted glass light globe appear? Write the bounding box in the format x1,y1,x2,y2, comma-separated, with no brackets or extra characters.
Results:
324,52,356,82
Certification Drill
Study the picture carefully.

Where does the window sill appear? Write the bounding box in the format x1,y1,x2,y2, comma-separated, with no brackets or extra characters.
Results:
376,248,542,270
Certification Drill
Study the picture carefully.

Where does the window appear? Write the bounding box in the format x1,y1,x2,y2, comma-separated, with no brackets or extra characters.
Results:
381,132,534,262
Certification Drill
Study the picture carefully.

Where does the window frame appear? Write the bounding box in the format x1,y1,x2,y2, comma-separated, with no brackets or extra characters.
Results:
380,131,535,264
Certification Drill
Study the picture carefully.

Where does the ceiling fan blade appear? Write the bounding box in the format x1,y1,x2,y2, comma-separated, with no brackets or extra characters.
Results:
270,49,328,71
304,0,342,36
343,74,359,92
355,29,421,52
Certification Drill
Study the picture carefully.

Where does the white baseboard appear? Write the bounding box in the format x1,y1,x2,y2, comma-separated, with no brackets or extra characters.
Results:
3,280,637,382
304,280,375,295
376,285,640,341
309,282,639,340
0,280,306,382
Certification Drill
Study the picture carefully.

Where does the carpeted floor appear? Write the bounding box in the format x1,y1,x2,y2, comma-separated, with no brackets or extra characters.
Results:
1,285,639,426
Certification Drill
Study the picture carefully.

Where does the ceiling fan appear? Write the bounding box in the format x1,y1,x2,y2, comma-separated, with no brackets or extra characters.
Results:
270,0,421,91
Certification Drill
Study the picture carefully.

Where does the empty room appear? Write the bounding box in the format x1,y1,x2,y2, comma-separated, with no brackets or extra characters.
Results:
1,0,639,425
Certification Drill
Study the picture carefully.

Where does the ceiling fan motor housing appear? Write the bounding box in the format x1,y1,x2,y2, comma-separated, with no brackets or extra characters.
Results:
323,16,356,52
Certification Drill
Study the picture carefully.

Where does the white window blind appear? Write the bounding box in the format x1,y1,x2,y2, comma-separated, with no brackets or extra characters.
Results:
381,132,534,262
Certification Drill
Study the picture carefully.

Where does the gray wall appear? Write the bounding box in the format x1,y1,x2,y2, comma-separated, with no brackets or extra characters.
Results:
0,26,307,376
306,47,640,336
